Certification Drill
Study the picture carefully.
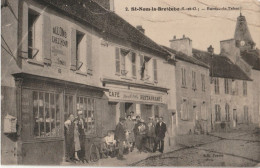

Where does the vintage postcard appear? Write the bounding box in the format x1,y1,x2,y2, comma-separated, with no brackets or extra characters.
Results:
1,0,260,167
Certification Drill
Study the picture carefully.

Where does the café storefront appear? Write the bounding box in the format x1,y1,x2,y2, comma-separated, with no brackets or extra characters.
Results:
102,84,169,133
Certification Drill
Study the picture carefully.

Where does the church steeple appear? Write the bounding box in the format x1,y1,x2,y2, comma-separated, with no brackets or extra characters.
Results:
234,13,255,51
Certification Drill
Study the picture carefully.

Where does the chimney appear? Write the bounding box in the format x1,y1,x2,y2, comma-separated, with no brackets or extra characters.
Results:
207,45,214,55
92,0,115,12
136,25,145,34
169,35,193,56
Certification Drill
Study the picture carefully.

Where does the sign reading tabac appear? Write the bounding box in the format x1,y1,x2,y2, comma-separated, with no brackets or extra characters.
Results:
107,90,165,104
51,22,68,67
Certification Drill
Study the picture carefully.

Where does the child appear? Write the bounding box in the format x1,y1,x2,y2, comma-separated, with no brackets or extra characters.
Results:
104,130,117,157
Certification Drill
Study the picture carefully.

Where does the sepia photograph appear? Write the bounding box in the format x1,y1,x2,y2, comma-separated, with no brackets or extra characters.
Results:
1,0,260,167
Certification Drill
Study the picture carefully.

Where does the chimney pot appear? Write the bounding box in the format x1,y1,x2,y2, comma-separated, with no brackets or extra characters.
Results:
207,45,214,54
173,35,176,40
183,34,185,38
136,25,145,34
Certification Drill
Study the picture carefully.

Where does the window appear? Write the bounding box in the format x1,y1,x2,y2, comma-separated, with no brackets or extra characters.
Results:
201,102,207,120
153,59,158,82
214,78,219,94
76,31,85,71
140,55,152,81
140,55,145,79
120,49,129,76
33,91,61,137
181,99,188,120
243,81,247,96
225,103,230,121
28,10,40,59
224,79,229,94
131,52,136,77
192,71,196,90
244,106,248,122
181,67,186,87
77,97,95,134
64,95,73,121
115,48,120,74
201,74,206,92
215,104,221,122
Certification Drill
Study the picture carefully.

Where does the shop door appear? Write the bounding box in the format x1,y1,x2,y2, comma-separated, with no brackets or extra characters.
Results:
141,104,152,122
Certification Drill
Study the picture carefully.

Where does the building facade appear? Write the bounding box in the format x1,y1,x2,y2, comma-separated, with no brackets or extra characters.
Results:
164,36,211,135
193,46,253,131
1,0,177,165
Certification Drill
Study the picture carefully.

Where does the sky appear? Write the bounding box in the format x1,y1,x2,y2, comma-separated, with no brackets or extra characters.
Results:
114,0,260,54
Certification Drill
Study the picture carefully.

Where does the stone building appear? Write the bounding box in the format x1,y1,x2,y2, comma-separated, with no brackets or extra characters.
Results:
1,0,176,165
193,46,253,131
163,35,211,135
216,13,260,126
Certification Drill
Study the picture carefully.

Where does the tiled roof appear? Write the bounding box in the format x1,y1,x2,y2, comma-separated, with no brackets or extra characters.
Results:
35,0,169,57
240,49,260,70
193,49,252,81
162,46,209,69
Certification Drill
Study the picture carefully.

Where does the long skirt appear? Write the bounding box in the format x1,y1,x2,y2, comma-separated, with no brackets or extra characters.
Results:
74,132,81,152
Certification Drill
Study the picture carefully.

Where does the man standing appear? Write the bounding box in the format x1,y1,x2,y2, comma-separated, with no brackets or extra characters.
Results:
115,117,126,160
125,114,135,152
146,117,156,151
153,117,167,153
134,117,147,153
64,114,75,162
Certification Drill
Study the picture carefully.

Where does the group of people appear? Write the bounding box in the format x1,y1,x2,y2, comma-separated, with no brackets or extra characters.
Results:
64,110,167,163
114,111,167,160
64,111,88,163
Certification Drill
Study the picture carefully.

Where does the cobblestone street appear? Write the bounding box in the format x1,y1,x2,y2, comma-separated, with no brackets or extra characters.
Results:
131,125,260,167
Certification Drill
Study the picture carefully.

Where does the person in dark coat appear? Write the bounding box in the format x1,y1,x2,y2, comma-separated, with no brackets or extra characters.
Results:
146,117,156,151
133,117,147,153
115,117,126,160
153,116,167,153
64,113,75,162
76,111,88,163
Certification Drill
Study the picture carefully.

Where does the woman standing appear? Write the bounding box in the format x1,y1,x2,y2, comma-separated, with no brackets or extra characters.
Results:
74,119,81,161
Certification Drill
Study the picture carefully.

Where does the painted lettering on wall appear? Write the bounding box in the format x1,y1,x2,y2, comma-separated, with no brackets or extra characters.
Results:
51,22,68,67
107,90,164,103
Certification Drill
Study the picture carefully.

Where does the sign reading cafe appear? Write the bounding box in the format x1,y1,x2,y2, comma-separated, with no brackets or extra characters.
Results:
107,90,165,104
51,22,68,67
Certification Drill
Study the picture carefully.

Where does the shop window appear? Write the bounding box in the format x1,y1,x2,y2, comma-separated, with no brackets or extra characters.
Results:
181,67,186,87
201,74,205,92
224,79,229,94
28,9,40,60
77,97,95,135
225,103,230,121
243,81,247,96
181,99,188,120
214,78,219,94
64,95,73,120
76,31,85,71
192,71,196,90
215,104,221,122
33,91,61,137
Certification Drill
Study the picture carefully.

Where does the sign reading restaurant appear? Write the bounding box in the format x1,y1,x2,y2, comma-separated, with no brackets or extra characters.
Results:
107,90,165,104
51,21,68,67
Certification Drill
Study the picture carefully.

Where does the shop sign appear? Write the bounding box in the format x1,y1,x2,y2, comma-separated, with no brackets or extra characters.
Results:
107,90,165,104
51,21,68,67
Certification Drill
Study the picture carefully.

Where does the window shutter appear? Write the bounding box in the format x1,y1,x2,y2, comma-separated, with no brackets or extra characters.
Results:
115,47,120,74
132,52,136,77
70,29,77,71
86,34,93,73
140,55,144,79
153,59,157,81
42,15,51,65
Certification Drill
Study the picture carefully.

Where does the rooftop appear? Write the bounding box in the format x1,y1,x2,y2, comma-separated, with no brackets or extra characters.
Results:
35,0,169,57
193,49,252,81
162,46,209,69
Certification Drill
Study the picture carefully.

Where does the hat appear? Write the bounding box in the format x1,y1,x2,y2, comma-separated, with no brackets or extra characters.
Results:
78,111,83,115
136,115,140,118
149,117,153,120
130,111,134,114
119,117,126,121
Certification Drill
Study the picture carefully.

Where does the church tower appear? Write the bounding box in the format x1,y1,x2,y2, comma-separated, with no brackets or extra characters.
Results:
234,13,255,51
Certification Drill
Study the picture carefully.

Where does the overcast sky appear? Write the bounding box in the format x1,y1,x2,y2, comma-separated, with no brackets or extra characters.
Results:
114,0,260,53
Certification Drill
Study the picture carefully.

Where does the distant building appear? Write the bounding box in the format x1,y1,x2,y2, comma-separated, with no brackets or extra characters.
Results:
218,13,260,126
193,46,253,131
163,35,211,135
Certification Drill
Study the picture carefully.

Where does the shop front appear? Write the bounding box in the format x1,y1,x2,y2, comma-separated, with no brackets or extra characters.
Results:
13,73,107,165
103,88,169,133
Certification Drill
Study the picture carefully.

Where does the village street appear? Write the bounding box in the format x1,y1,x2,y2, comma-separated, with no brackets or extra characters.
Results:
62,124,260,167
